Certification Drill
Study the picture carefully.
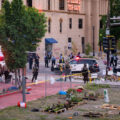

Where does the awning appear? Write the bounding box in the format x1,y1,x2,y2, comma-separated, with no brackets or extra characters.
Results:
45,38,58,44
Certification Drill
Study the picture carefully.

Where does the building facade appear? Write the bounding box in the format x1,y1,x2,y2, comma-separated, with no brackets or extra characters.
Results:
0,0,108,59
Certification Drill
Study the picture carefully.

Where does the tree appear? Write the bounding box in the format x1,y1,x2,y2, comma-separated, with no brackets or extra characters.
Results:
99,0,120,49
0,0,47,86
85,43,92,56
110,0,120,41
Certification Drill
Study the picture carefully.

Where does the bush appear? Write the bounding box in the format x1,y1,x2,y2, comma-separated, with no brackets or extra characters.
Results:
85,44,92,56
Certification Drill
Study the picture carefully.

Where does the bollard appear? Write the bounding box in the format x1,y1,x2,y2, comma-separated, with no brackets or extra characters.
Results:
104,89,110,103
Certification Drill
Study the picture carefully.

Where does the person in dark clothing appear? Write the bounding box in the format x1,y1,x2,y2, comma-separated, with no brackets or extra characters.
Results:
29,54,33,69
51,55,56,71
110,54,114,66
44,55,49,68
32,64,39,82
51,55,56,67
82,64,89,84
4,70,11,83
113,55,118,67
35,54,40,68
64,61,71,82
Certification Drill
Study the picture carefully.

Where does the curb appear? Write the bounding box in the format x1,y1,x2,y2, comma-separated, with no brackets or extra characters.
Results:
0,90,22,98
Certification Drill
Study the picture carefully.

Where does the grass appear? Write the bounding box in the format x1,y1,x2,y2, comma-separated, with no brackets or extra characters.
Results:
55,116,69,120
77,108,89,112
84,83,110,91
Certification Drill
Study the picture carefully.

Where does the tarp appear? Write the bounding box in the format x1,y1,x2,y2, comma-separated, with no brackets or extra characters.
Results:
45,38,58,44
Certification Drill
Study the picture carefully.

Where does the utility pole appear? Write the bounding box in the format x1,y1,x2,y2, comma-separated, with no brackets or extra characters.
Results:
106,0,110,75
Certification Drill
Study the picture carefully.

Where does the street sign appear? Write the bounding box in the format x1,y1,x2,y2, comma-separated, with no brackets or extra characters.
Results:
106,29,110,35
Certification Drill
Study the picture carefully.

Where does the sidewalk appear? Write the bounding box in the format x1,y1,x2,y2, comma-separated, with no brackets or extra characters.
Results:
0,81,78,109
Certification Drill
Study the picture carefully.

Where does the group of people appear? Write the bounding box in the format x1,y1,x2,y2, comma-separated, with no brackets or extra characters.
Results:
0,65,14,84
44,53,56,68
28,53,40,70
69,52,81,59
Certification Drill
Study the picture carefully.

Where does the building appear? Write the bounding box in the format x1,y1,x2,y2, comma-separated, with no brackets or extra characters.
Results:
0,0,108,59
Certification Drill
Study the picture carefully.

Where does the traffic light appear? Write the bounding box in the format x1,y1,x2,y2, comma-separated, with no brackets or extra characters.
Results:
103,37,109,53
111,37,117,53
111,37,116,49
103,37,109,48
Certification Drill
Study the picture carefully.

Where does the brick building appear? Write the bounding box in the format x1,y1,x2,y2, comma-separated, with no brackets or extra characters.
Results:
0,0,108,59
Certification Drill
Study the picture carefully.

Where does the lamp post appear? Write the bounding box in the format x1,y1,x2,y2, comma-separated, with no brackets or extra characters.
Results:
93,26,95,56
106,0,110,76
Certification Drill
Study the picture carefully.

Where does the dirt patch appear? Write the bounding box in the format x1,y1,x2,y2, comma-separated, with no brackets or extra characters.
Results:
0,86,120,120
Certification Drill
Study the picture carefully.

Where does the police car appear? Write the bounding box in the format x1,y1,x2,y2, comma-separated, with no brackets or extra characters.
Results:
69,57,100,73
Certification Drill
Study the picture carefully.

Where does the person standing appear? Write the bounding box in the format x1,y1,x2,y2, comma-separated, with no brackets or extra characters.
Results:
29,54,33,70
48,51,52,63
110,54,114,66
44,54,49,68
64,61,71,82
59,54,63,63
51,55,56,67
32,64,39,82
113,55,118,67
35,54,40,68
82,64,89,84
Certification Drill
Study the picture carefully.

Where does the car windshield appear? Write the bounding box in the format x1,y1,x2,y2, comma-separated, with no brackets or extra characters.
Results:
69,59,97,65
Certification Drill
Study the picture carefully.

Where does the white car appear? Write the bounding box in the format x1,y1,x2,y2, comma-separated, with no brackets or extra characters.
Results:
69,58,100,73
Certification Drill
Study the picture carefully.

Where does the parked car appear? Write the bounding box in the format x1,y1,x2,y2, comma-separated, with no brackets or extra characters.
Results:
69,58,100,73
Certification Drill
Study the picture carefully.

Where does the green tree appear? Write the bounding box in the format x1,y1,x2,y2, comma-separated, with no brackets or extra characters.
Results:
99,0,120,49
0,0,46,86
110,0,120,41
85,43,92,56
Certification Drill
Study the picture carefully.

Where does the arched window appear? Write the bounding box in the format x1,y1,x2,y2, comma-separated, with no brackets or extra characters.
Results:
59,0,64,10
48,18,51,33
59,19,63,33
27,0,32,7
48,0,50,10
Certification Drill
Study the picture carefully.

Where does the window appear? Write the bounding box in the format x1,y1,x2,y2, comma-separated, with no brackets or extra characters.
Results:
27,0,32,7
48,0,50,10
69,18,72,29
78,19,83,29
59,0,65,10
59,19,63,33
48,19,51,33
68,37,71,43
69,60,77,64
68,37,72,49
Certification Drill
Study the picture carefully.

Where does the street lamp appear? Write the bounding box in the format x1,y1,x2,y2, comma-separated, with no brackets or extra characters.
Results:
93,26,95,56
106,0,110,76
